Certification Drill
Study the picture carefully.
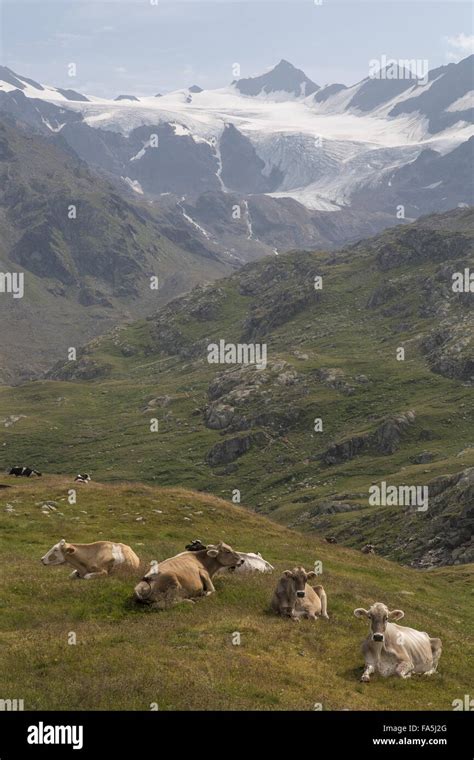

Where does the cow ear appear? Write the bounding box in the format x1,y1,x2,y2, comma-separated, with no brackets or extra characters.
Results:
282,570,293,578
65,546,75,554
354,608,369,618
306,571,317,580
206,549,219,557
389,609,404,621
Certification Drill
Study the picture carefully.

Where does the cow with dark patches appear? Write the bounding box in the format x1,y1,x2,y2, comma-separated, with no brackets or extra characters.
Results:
74,473,91,484
185,539,207,552
9,466,42,477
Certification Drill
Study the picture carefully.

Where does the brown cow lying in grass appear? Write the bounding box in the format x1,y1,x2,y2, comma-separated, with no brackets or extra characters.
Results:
271,567,329,621
41,539,140,579
134,541,243,607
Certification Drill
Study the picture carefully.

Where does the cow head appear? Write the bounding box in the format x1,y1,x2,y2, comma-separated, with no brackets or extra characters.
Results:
206,541,243,568
41,538,72,565
354,603,405,642
134,561,160,602
282,567,317,598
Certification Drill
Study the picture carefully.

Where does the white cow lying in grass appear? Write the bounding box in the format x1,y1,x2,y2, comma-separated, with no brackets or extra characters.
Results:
41,539,140,579
354,602,442,681
218,551,274,574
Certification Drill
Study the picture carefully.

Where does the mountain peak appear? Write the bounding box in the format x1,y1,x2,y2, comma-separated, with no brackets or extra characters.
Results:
234,59,319,98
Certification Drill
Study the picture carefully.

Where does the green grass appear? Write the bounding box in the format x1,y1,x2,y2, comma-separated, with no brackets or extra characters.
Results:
0,477,472,710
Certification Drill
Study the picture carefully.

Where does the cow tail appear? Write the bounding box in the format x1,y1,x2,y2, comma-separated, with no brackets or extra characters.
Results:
314,585,328,617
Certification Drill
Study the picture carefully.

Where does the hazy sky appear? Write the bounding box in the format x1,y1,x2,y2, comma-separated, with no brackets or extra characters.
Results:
0,0,473,97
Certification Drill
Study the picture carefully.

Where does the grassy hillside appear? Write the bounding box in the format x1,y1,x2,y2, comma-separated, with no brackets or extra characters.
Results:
0,208,472,565
0,476,472,711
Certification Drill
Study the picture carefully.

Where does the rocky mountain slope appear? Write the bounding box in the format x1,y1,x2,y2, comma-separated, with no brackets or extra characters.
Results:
1,208,472,566
0,116,234,383
0,113,402,384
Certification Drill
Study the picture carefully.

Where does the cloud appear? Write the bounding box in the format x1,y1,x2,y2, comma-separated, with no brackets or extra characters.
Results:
445,33,474,63
54,31,93,48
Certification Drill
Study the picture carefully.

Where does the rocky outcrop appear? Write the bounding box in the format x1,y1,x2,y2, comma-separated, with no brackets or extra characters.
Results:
410,469,474,567
373,410,416,455
312,367,355,395
206,433,265,466
143,395,172,413
189,298,223,322
410,451,434,464
253,407,303,434
78,286,113,308
47,356,112,381
375,229,472,272
208,367,265,402
307,501,364,516
421,325,474,382
148,320,202,360
203,403,236,430
366,283,399,308
322,410,416,464
321,435,369,466
237,257,320,341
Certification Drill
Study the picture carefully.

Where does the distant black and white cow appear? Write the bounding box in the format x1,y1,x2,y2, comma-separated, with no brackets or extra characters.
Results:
74,473,91,484
185,539,207,552
9,466,42,478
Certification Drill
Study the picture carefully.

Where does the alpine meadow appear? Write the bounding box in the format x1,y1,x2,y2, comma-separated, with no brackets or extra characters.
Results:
0,0,473,744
